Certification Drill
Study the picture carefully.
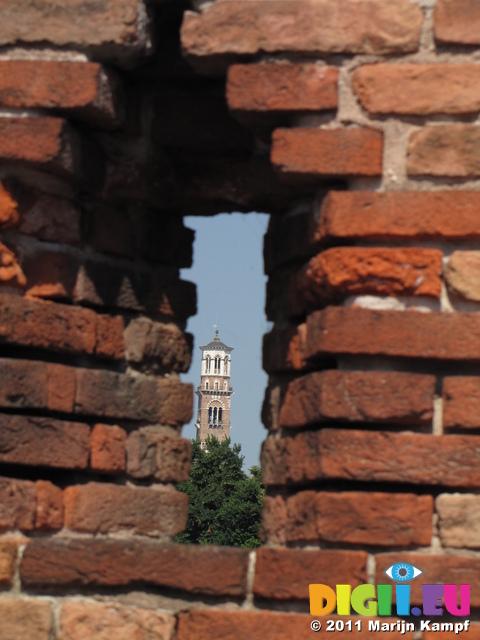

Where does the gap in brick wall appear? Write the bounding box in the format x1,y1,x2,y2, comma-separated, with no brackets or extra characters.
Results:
180,212,270,472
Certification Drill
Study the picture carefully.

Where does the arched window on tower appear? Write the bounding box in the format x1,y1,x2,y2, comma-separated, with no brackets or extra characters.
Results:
208,407,212,423
205,381,209,389
213,407,218,424
218,407,223,424
224,358,228,375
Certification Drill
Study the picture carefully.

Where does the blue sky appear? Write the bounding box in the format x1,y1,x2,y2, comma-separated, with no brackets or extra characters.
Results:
180,212,270,472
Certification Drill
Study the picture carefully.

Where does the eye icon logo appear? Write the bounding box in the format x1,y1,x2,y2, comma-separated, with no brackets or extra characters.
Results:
384,563,423,582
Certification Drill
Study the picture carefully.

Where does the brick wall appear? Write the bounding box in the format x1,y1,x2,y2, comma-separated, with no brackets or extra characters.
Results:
1,0,480,638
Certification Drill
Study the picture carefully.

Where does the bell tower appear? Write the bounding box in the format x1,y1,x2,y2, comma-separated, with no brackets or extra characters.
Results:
195,328,234,447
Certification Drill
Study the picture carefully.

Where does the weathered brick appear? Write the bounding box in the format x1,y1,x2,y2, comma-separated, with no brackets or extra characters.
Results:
445,251,480,302
279,370,435,428
0,599,52,640
0,61,122,126
375,553,480,607
259,495,287,545
13,185,81,245
0,539,24,587
0,181,19,227
0,117,103,184
64,483,188,537
263,324,307,374
254,548,367,600
285,491,433,546
437,494,480,548
60,601,175,640
0,0,150,61
443,377,480,430
90,424,126,474
87,204,134,257
295,247,442,305
408,125,480,178
95,314,125,360
435,0,480,46
35,480,63,531
0,359,46,410
0,293,96,356
353,63,480,116
181,0,422,71
177,611,324,640
317,191,480,242
261,429,480,487
0,242,26,288
21,539,249,596
124,317,192,373
227,64,338,113
75,369,193,425
74,257,197,319
46,363,76,413
0,415,89,470
126,427,191,482
306,306,480,362
22,248,77,300
271,128,383,179
0,478,36,530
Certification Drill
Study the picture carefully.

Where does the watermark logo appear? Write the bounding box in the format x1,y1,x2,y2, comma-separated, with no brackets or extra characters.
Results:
309,562,470,618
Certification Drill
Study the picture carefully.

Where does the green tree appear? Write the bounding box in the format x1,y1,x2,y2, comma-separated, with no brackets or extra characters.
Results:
176,436,264,548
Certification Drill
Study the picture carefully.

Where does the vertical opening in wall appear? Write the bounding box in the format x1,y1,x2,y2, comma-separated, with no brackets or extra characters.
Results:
180,212,270,471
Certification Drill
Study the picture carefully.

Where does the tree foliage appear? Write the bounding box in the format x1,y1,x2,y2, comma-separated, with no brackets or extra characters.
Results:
176,436,264,548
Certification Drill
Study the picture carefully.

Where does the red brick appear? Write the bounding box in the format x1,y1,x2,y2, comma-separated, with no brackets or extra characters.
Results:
0,117,100,182
0,181,19,227
0,242,26,288
0,359,47,411
306,306,480,362
0,478,36,530
436,494,480,548
75,369,193,425
0,61,122,126
261,429,480,487
443,377,480,430
0,415,89,470
0,0,149,60
259,495,287,545
353,63,480,116
271,127,383,179
375,553,480,607
22,248,77,300
425,626,480,640
0,599,52,640
21,539,249,596
0,539,24,587
434,0,480,46
263,324,307,374
295,247,442,304
408,124,480,178
181,1,422,71
0,293,125,359
124,318,192,373
445,250,480,302
126,427,191,482
254,548,367,600
64,483,188,537
177,611,318,640
95,314,125,360
0,293,96,356
279,370,435,428
317,190,480,242
59,601,175,640
35,480,63,530
87,204,134,257
46,363,76,413
285,491,433,546
90,424,126,474
227,64,338,113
